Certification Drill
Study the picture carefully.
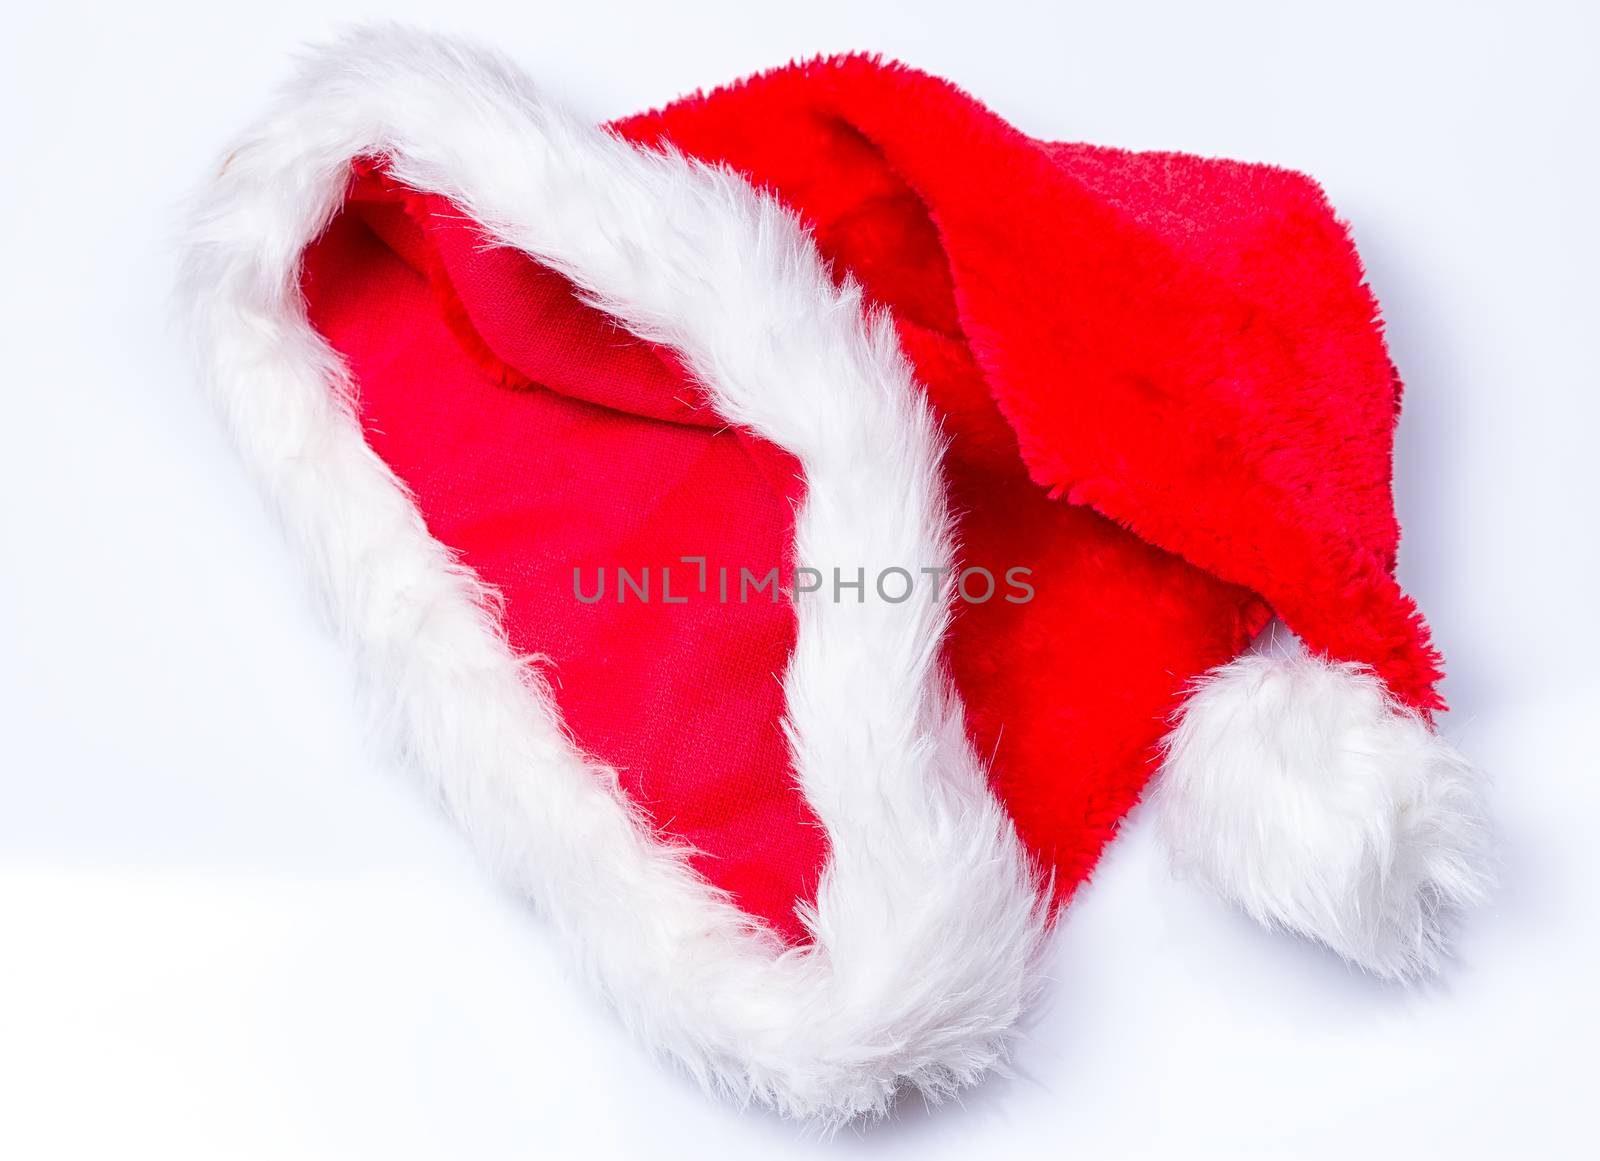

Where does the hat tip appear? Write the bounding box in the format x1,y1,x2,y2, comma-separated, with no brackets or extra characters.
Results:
1153,633,1493,979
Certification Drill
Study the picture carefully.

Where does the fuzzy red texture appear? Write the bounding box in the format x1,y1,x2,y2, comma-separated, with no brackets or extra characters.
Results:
298,56,1442,942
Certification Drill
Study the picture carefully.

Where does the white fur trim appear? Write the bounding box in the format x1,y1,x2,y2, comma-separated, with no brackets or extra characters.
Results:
180,26,1046,1120
1155,629,1491,980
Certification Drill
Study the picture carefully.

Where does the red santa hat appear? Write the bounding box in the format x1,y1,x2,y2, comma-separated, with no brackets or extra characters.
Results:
183,27,1490,1120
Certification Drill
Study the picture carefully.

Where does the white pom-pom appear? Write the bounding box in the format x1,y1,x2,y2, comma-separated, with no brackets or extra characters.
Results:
1154,632,1492,979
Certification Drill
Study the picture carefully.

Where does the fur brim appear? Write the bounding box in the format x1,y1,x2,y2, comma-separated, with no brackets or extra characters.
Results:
181,25,1046,1120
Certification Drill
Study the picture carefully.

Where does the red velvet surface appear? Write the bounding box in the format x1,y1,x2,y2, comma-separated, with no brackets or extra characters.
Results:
299,56,1436,941
305,174,825,937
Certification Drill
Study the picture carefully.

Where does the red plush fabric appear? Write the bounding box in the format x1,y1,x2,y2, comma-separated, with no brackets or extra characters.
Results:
298,55,1440,942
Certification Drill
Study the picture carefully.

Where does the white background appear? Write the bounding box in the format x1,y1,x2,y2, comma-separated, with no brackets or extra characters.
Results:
3,1,1596,1157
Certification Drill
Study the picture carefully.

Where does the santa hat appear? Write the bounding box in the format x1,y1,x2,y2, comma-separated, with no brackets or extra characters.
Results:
182,27,1490,1120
